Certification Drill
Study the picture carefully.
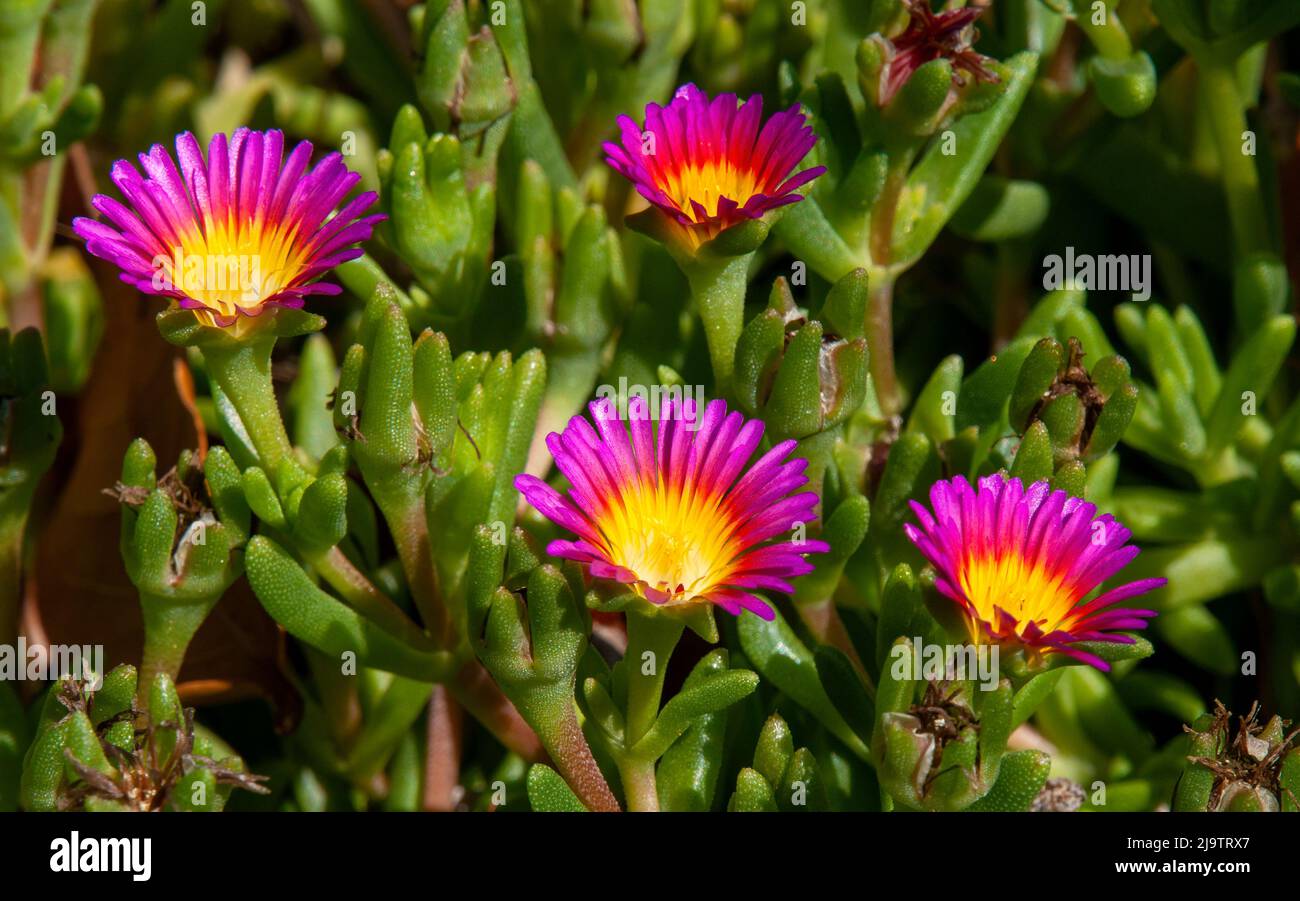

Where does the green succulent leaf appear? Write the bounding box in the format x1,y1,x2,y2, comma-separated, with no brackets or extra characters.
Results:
738,608,869,759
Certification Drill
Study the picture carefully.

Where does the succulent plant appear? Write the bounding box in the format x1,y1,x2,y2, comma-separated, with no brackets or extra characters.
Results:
0,0,1295,843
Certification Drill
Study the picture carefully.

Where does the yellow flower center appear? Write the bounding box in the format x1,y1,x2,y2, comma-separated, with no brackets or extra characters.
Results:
596,478,742,603
162,217,309,325
662,159,761,223
959,552,1076,638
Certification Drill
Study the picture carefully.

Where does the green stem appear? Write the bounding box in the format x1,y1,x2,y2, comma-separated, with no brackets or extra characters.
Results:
864,147,914,419
378,495,448,646
1075,5,1132,59
199,341,436,639
620,756,660,813
684,253,753,400
868,149,913,266
623,613,684,742
307,546,436,652
137,593,217,702
618,611,683,812
1198,58,1271,256
201,338,297,474
201,338,438,639
0,517,25,646
866,271,901,417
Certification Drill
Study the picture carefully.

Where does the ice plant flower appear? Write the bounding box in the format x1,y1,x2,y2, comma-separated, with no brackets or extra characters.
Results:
73,128,382,331
876,0,999,106
904,474,1162,670
603,84,826,248
514,396,829,621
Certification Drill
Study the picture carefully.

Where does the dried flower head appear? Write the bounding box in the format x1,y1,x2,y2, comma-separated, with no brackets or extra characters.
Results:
877,0,1000,105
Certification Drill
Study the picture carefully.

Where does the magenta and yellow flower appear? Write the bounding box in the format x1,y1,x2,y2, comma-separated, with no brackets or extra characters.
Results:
515,397,829,621
74,128,382,331
603,84,826,248
904,474,1162,670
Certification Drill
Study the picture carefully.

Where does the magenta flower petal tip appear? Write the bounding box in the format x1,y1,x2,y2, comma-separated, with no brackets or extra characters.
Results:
603,83,826,248
905,473,1163,670
73,128,384,331
514,396,829,621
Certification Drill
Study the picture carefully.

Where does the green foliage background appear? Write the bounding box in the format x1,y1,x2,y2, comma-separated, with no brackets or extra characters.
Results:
1,0,1299,813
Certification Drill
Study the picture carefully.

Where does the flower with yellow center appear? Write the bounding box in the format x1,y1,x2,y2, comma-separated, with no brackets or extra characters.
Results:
603,84,826,248
904,473,1162,670
515,396,829,620
74,128,382,332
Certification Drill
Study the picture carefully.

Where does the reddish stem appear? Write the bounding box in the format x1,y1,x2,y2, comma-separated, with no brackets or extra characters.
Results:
449,660,545,762
422,685,464,811
548,702,621,813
